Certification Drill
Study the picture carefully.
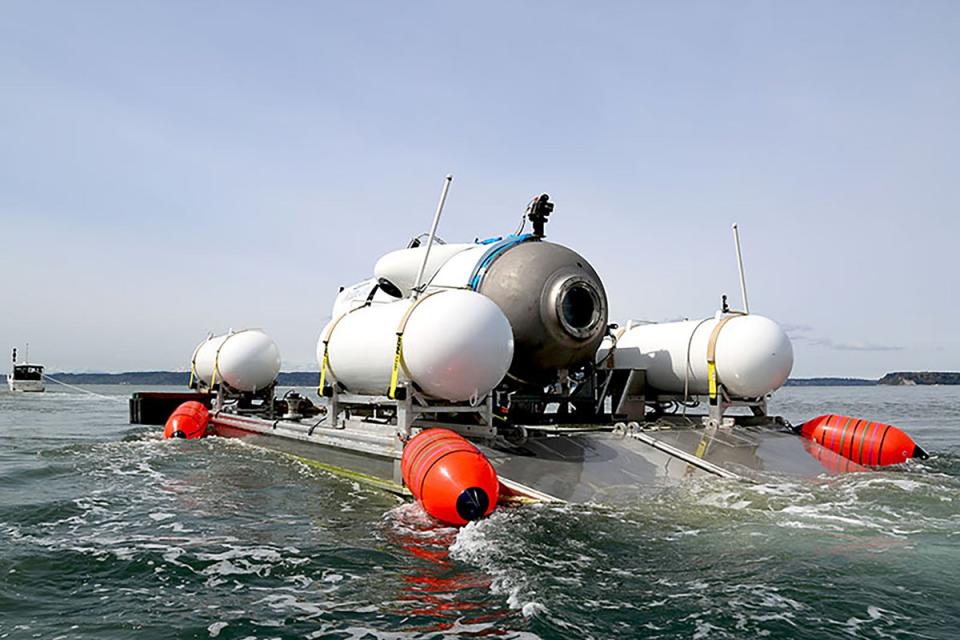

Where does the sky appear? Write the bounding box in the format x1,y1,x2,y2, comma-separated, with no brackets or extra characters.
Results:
1,1,958,377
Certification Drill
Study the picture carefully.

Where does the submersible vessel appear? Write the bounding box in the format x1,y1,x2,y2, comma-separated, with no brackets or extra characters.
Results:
133,180,926,524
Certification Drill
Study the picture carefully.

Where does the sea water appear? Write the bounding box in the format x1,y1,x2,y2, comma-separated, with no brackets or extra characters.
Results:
1,385,958,639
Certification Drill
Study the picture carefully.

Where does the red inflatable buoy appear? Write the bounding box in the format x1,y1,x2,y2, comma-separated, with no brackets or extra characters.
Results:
401,428,499,526
163,401,210,440
798,414,927,466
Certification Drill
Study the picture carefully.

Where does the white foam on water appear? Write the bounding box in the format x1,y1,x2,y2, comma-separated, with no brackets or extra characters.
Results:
449,512,547,618
250,592,328,616
383,501,459,538
854,477,927,492
779,504,882,528
197,546,284,563
837,604,912,639
692,620,723,639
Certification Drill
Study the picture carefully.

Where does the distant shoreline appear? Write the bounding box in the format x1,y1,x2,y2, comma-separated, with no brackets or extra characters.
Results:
40,371,960,386
43,371,322,386
784,378,876,387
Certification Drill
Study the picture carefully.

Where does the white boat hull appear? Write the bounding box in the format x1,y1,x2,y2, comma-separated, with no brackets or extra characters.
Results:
7,376,44,392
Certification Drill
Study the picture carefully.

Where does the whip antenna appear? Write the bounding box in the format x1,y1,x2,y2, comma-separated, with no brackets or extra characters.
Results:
732,223,750,314
412,174,453,299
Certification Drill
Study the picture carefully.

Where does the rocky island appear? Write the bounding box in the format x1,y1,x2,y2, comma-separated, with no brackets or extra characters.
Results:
878,372,960,386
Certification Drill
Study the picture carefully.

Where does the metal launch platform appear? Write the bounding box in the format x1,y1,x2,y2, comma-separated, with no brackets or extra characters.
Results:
208,408,844,505
133,386,850,506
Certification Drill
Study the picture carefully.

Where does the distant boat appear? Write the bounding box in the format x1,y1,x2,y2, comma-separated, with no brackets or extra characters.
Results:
7,347,45,392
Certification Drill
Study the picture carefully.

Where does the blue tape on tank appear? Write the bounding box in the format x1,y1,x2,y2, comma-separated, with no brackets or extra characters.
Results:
468,234,536,291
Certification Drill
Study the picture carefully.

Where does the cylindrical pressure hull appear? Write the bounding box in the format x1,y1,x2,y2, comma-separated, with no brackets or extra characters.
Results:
602,314,793,399
192,329,282,392
319,289,514,402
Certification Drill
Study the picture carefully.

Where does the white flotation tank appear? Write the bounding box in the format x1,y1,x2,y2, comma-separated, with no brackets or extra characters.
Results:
192,329,282,392
599,313,793,399
374,243,476,295
318,289,514,402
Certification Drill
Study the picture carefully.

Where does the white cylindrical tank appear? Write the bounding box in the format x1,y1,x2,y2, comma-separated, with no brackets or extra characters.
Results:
374,243,476,295
318,289,514,402
599,313,793,399
192,329,282,392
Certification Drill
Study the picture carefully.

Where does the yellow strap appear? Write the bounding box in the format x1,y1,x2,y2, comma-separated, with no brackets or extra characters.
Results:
316,306,367,395
388,334,404,399
386,291,442,399
188,342,203,390
210,352,219,389
694,434,709,458
707,361,718,401
705,313,745,401
317,342,330,395
210,332,233,390
210,330,250,392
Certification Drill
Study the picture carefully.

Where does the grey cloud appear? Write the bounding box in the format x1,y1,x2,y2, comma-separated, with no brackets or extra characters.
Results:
807,338,903,352
781,323,814,337
784,323,902,351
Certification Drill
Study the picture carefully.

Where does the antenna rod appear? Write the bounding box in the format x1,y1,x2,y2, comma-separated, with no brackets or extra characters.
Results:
412,174,453,299
732,223,750,314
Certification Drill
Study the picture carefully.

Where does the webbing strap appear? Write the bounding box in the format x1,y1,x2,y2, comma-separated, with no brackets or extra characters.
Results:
317,344,330,393
706,362,718,401
188,341,204,390
211,334,235,390
210,355,219,389
387,291,442,399
317,307,362,395
209,329,253,391
387,334,404,399
705,313,746,403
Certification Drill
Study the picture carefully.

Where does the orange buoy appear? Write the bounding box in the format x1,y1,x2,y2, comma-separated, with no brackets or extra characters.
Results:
163,401,210,440
401,428,499,526
798,414,927,466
